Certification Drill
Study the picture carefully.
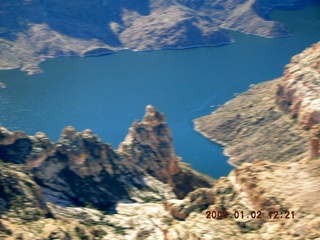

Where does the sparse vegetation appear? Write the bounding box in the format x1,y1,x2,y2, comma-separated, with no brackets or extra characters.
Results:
136,229,150,240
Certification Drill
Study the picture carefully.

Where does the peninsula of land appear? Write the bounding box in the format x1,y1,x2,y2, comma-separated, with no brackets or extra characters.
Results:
194,41,320,167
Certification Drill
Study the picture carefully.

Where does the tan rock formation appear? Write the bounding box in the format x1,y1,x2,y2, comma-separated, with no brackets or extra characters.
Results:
56,126,96,165
171,162,215,199
0,106,216,239
188,42,320,238
0,127,16,145
309,124,320,159
164,155,320,239
276,42,320,129
164,188,215,220
27,132,55,168
0,162,51,223
119,105,180,184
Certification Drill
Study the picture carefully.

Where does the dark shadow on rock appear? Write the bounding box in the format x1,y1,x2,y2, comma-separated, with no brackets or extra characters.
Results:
0,160,52,222
42,1,122,47
31,151,150,213
0,0,151,46
102,0,151,23
253,0,320,20
0,139,32,164
175,0,205,10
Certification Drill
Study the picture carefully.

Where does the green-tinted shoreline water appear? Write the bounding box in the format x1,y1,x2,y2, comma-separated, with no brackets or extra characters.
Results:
0,5,319,178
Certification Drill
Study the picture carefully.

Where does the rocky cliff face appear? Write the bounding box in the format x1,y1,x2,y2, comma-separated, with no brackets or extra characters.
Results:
0,0,302,74
276,42,320,129
2,149,319,239
119,105,180,185
309,124,320,159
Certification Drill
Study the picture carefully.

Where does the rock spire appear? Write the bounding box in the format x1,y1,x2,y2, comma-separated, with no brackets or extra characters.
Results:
119,105,180,184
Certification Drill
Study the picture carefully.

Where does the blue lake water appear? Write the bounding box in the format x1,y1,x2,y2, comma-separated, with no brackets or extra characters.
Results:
0,5,319,178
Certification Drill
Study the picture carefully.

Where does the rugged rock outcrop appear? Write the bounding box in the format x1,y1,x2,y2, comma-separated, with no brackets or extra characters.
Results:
276,42,320,129
0,105,216,239
35,129,167,210
221,0,291,37
119,105,180,185
2,133,320,239
0,126,176,211
0,105,213,210
164,187,215,220
165,156,320,239
118,105,214,197
0,0,306,74
0,162,51,223
309,124,320,159
0,128,38,166
172,162,215,199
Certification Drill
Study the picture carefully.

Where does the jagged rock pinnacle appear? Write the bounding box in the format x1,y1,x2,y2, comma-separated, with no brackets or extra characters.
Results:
119,105,180,184
143,104,167,126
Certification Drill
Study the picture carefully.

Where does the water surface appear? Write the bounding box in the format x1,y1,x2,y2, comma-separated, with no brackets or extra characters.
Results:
0,5,319,178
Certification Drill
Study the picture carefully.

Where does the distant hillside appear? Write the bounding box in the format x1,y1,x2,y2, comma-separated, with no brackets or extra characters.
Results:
0,0,307,74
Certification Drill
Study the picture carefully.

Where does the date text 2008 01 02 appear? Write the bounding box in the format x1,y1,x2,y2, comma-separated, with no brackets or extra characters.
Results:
205,210,295,219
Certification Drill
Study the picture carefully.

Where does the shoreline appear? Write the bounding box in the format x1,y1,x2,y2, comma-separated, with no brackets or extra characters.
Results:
193,122,240,169
0,40,235,75
1,1,318,75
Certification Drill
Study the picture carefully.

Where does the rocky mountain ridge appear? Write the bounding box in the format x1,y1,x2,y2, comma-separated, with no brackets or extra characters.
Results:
0,105,216,239
0,105,214,208
1,124,319,239
0,0,307,74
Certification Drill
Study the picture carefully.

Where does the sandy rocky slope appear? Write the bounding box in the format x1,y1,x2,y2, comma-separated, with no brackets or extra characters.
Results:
0,0,299,74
